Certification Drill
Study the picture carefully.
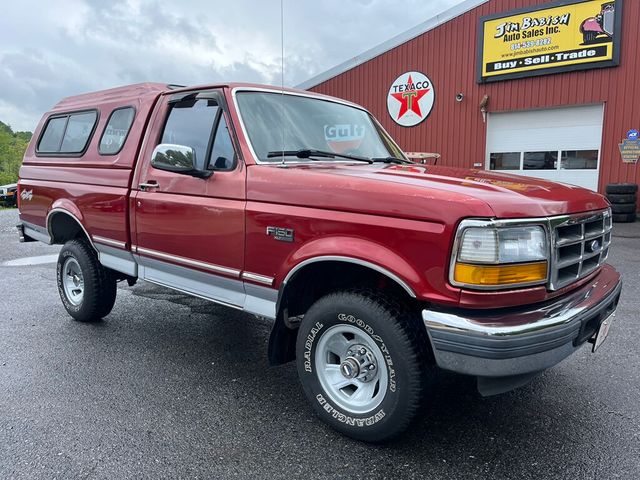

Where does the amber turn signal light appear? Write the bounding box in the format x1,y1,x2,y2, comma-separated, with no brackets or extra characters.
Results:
454,261,548,287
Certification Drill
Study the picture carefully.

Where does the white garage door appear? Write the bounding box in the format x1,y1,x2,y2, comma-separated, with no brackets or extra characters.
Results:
486,104,604,191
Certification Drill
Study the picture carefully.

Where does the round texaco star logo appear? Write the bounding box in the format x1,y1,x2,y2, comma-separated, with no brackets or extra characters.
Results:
387,71,435,127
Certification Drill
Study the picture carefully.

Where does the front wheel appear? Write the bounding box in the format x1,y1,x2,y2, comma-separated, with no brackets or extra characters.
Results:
296,290,431,442
57,239,117,322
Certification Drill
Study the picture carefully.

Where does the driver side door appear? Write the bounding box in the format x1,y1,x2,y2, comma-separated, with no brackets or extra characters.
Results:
132,89,247,307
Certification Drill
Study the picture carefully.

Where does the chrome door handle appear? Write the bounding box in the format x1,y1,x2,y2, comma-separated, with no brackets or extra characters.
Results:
139,181,159,191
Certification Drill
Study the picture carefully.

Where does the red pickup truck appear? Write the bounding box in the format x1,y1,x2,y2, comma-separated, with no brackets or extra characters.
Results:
17,82,622,442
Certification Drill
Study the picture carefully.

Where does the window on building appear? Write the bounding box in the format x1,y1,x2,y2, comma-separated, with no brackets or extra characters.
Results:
37,111,98,154
560,150,598,170
489,152,520,170
523,151,557,170
490,149,600,172
99,107,136,155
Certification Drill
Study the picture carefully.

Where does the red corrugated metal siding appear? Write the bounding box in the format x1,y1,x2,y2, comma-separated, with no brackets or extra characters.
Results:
310,0,640,193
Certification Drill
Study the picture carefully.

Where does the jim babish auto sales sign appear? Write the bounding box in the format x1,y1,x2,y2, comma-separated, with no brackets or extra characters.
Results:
477,0,622,83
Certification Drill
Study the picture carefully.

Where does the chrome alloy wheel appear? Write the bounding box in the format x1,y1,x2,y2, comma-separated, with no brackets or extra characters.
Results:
62,257,84,306
314,324,388,414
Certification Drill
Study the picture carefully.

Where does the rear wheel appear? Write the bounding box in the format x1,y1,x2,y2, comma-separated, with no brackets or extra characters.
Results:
296,290,431,442
56,239,117,322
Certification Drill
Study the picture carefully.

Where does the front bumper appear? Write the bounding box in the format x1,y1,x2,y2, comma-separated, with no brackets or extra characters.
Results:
423,264,621,394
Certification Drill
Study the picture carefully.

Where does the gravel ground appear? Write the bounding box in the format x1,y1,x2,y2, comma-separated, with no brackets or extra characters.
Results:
0,208,639,479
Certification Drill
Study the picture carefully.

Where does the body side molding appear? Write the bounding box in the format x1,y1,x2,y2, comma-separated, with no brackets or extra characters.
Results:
136,246,242,278
135,254,278,319
93,235,127,249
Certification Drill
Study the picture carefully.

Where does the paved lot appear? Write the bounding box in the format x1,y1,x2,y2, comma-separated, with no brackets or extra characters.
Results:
0,208,639,479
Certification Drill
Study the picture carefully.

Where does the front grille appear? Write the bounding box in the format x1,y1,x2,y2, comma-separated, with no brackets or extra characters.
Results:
550,209,612,290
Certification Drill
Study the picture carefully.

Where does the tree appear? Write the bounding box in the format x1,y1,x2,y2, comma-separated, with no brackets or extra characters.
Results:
0,121,32,185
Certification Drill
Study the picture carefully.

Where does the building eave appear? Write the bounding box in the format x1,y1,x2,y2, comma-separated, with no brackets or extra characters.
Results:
296,0,490,90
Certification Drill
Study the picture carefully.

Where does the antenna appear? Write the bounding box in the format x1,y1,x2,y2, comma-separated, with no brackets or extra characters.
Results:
279,0,286,166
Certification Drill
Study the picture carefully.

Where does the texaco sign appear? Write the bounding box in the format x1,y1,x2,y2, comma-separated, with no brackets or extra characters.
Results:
387,71,435,127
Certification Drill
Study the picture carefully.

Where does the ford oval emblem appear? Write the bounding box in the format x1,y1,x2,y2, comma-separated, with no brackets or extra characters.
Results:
589,240,601,252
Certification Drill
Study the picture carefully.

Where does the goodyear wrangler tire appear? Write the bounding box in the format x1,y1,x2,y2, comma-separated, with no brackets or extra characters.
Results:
56,239,117,322
296,290,429,442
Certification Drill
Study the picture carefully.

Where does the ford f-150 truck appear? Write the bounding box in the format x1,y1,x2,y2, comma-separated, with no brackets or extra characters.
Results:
17,82,622,442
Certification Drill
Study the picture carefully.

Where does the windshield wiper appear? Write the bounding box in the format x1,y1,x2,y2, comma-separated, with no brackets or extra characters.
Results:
267,149,373,164
370,156,414,165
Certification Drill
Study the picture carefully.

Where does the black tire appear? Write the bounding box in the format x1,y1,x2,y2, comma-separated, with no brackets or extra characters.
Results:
612,213,637,223
296,290,431,442
606,183,638,195
56,239,117,322
607,193,637,204
583,31,597,44
611,203,637,214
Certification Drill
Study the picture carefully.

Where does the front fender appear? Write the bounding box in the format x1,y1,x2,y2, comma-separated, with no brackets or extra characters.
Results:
276,235,423,297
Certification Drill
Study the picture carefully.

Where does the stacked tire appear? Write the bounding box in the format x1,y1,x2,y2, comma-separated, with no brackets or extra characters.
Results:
606,183,638,223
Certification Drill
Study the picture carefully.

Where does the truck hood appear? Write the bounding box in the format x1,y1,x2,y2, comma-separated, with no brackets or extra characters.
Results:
342,164,609,217
247,163,609,221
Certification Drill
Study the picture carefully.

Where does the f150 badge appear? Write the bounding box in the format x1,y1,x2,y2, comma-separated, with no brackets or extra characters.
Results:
266,226,294,242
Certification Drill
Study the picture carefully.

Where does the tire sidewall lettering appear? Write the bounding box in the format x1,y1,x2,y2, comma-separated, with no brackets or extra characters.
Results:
57,250,82,313
315,393,386,427
303,321,324,373
300,309,398,428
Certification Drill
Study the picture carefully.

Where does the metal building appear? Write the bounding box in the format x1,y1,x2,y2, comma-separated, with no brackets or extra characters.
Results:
299,0,638,198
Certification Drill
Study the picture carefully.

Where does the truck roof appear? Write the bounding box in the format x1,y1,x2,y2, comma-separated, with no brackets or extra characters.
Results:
51,82,335,113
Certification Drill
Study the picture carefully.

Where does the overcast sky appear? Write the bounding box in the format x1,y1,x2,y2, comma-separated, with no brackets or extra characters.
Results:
0,0,461,131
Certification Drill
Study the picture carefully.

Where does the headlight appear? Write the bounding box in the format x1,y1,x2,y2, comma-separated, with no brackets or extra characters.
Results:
451,221,549,289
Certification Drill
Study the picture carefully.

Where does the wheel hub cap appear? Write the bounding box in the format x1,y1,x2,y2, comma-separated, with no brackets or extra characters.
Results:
314,326,388,414
340,358,360,379
342,344,378,383
62,257,84,306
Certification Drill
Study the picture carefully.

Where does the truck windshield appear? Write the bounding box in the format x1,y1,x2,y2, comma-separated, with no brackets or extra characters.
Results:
235,91,404,163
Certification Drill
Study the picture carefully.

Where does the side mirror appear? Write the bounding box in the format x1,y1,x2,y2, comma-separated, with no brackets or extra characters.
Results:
151,144,211,178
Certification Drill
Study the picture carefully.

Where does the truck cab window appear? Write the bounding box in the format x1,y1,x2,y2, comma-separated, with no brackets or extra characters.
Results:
160,99,219,171
208,114,235,171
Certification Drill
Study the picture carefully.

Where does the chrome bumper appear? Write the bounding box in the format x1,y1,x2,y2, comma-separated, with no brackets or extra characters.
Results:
423,264,621,394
